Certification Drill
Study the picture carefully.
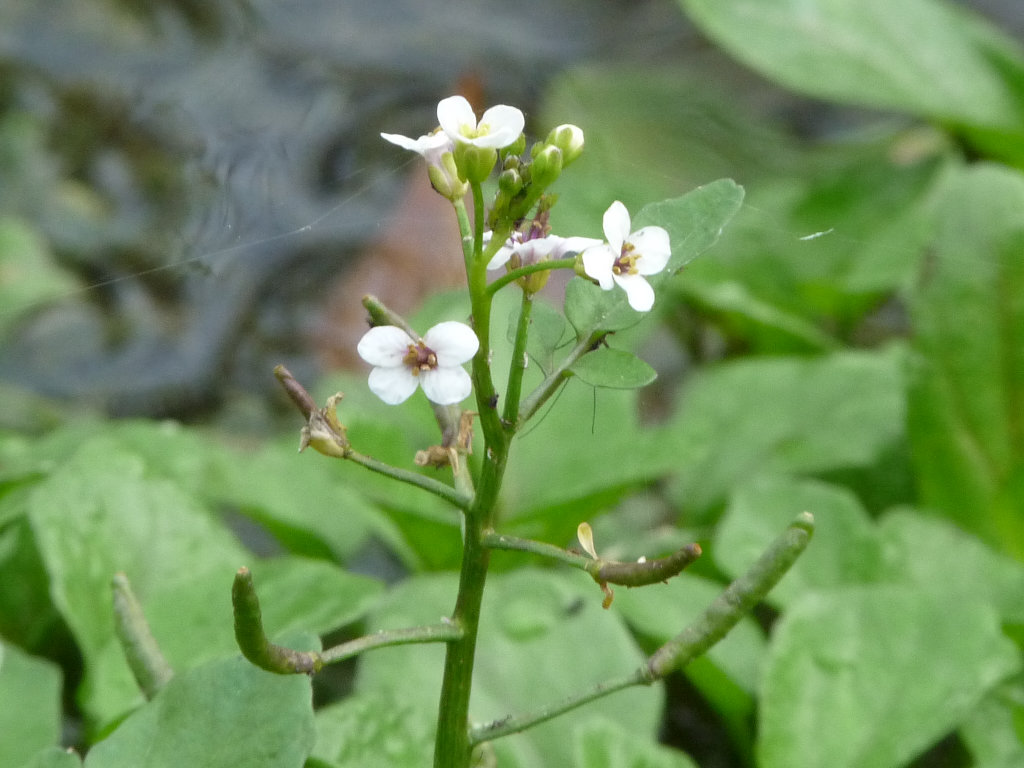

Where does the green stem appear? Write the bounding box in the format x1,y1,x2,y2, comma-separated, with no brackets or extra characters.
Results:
646,512,815,678
485,257,576,297
502,292,533,428
469,513,815,749
482,530,595,571
469,669,648,747
346,449,472,511
433,182,514,768
319,622,463,665
518,331,603,424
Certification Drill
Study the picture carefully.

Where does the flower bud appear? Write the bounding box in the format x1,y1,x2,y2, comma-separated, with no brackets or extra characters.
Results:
546,124,584,166
498,167,523,196
454,142,498,184
530,146,563,189
428,151,469,200
502,133,526,158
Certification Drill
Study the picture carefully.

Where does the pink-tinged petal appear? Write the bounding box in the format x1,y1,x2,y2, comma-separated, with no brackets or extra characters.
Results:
630,226,671,275
424,321,479,365
420,367,473,405
367,366,419,405
602,201,631,251
357,325,414,367
582,245,616,290
551,236,603,258
437,95,476,139
613,274,655,312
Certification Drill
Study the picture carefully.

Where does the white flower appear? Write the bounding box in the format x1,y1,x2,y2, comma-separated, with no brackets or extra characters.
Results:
487,231,602,271
357,321,479,405
379,129,452,159
581,201,671,312
437,95,524,150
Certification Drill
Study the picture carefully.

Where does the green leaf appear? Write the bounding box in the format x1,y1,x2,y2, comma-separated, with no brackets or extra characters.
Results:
714,475,884,607
356,570,662,768
506,298,569,374
758,586,1021,768
17,748,83,768
633,179,745,275
0,642,62,767
960,682,1024,768
679,0,1024,132
312,690,434,768
655,347,906,513
564,277,644,335
574,717,697,768
906,163,1024,559
28,438,250,727
570,348,657,390
878,509,1024,625
0,217,78,342
613,572,763,759
83,646,316,768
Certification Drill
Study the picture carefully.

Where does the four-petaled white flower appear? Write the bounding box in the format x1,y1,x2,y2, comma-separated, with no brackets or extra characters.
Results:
487,231,602,271
357,321,479,405
437,95,524,150
581,201,671,312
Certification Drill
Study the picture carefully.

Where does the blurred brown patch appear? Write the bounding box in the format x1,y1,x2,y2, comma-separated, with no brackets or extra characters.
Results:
315,170,467,368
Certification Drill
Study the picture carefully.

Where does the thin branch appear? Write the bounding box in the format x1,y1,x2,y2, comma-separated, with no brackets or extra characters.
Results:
469,513,815,747
320,622,463,665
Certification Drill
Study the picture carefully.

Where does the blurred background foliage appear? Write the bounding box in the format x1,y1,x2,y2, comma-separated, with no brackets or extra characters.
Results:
1,0,1023,767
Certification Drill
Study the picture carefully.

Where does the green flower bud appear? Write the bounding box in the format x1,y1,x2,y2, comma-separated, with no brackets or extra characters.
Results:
546,124,584,166
530,146,563,189
454,141,498,184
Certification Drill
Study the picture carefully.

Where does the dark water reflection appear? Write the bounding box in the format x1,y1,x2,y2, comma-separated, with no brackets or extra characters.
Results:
1,0,1018,420
0,0,691,417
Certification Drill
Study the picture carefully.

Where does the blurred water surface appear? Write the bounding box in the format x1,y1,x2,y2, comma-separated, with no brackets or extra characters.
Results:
0,0,690,418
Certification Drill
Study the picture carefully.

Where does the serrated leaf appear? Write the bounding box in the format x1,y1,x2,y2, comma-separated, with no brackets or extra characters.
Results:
570,348,657,390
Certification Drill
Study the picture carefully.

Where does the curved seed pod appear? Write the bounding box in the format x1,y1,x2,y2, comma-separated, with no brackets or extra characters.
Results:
232,567,322,675
594,543,702,587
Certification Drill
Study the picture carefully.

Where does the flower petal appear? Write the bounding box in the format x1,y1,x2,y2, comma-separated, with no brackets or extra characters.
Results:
551,236,603,258
474,104,524,148
367,365,419,405
380,131,450,156
420,366,473,405
487,243,515,271
613,274,655,312
423,321,479,365
630,226,671,275
582,244,617,290
437,95,476,139
602,201,631,251
357,325,414,367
